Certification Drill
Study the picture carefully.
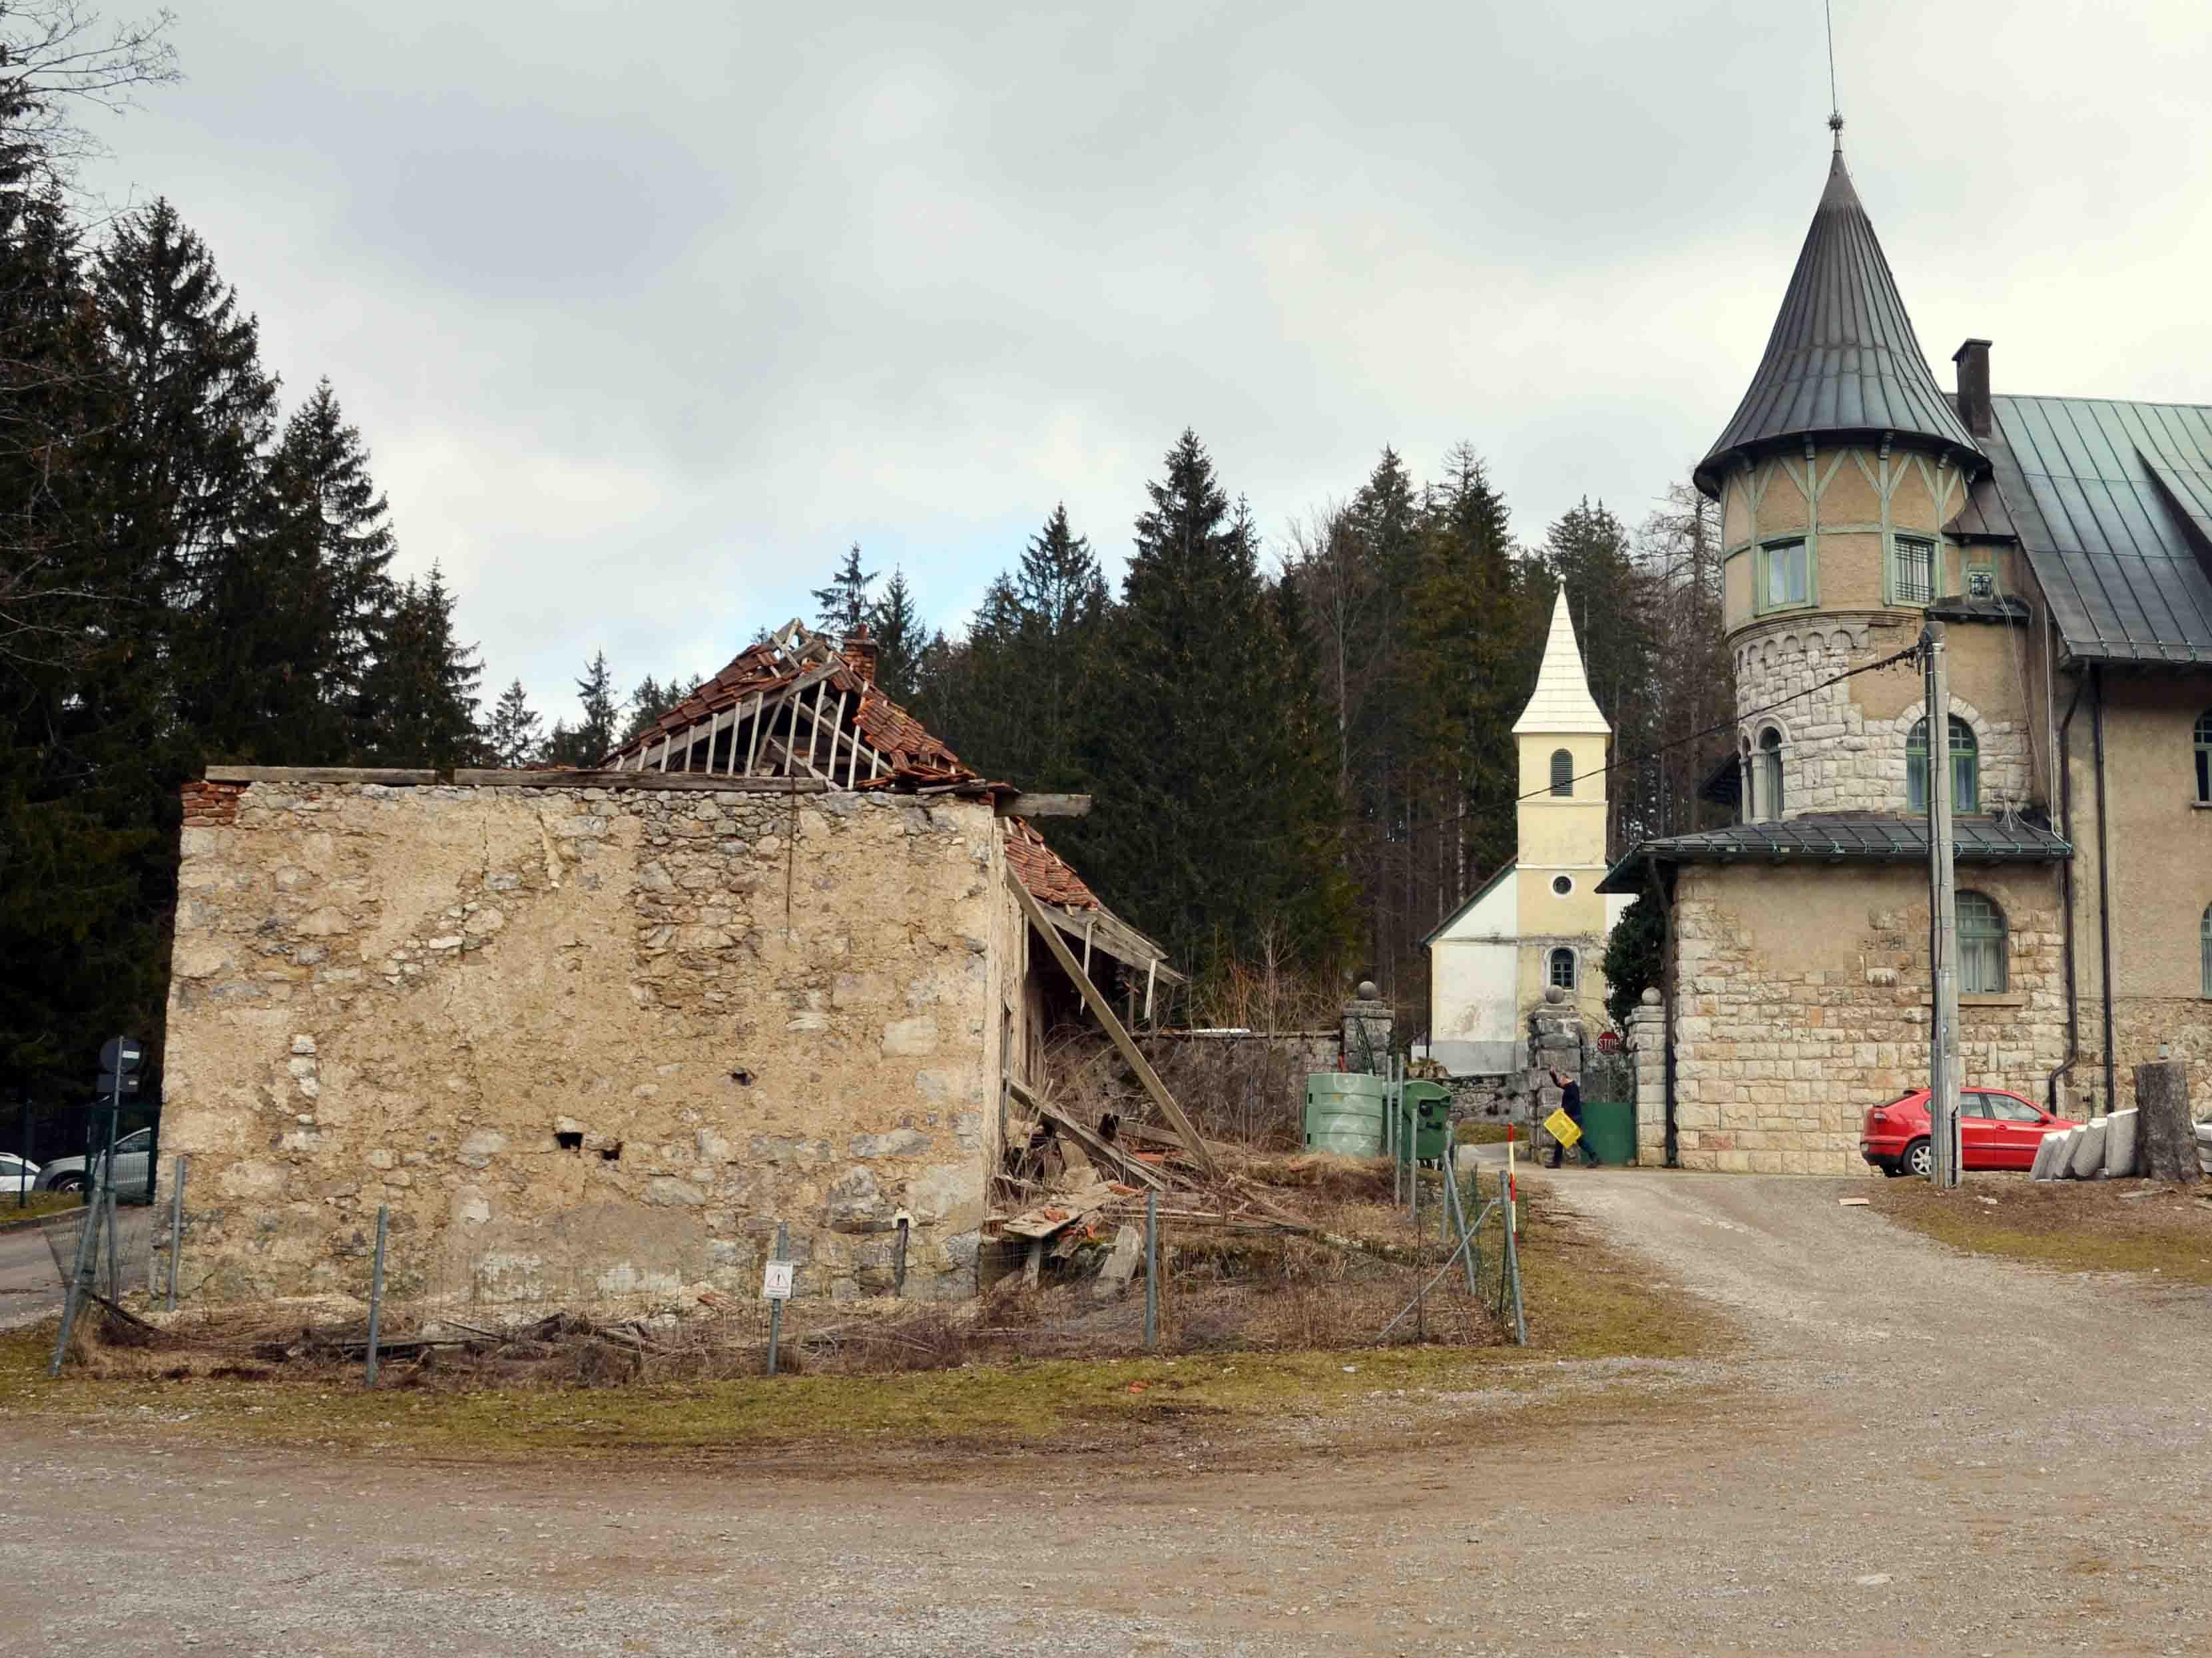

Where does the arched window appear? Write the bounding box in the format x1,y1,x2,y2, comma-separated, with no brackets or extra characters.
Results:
2201,904,2212,999
1957,890,2007,994
1547,947,1576,990
1758,726,1785,820
1908,715,1979,813
2195,712,2212,804
1549,749,1573,797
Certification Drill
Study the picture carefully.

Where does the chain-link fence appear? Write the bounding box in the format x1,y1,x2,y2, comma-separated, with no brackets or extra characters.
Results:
55,1149,1525,1386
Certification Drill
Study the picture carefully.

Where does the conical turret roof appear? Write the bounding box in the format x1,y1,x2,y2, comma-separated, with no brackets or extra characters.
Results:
1513,589,1609,736
1694,148,1984,496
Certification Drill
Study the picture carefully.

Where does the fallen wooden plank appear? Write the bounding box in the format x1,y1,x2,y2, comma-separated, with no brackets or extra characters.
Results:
1007,1080,1170,1193
1009,876,1221,1181
206,765,437,786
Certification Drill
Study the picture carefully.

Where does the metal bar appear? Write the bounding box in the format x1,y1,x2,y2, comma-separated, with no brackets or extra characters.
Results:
1444,1147,1478,1296
1143,1189,1159,1352
48,1170,102,1376
364,1205,388,1388
766,1221,788,1376
166,1155,187,1310
103,1178,120,1302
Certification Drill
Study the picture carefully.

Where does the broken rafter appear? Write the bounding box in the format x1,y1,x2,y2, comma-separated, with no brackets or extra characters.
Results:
1007,1080,1170,1193
1008,874,1220,1181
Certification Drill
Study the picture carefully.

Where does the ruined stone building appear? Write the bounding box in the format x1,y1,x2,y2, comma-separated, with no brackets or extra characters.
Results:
1421,590,1632,1076
1599,133,2212,1173
159,623,1176,1306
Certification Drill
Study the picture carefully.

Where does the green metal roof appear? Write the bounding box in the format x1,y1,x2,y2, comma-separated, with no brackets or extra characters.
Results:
1695,149,1985,496
1597,812,2071,894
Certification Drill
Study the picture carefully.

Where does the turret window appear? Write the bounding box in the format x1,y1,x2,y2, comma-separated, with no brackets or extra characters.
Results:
2194,711,2212,804
1549,749,1573,796
1891,535,1936,605
1757,726,1785,820
1908,715,1979,813
1758,538,1810,611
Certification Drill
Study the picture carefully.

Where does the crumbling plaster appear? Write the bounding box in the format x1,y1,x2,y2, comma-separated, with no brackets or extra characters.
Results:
162,778,1006,1308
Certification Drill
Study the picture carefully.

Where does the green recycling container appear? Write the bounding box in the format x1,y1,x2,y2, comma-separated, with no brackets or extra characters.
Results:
1579,1100,1636,1166
1398,1081,1454,1165
1304,1072,1388,1157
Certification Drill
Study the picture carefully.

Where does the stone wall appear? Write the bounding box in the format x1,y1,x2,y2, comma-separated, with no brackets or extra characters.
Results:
1732,617,2036,817
1669,863,2068,1173
162,776,1007,1308
1629,991,1667,1165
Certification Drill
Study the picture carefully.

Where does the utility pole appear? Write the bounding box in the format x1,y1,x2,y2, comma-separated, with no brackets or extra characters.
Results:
1922,624,1962,1188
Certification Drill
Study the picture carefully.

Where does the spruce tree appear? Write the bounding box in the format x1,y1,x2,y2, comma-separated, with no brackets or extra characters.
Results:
866,568,924,702
543,651,618,765
484,679,542,766
810,543,876,637
364,565,482,767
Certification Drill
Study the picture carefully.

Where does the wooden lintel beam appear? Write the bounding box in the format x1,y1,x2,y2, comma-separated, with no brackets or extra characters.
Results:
1009,875,1221,1181
451,770,828,793
206,766,437,786
997,793,1093,818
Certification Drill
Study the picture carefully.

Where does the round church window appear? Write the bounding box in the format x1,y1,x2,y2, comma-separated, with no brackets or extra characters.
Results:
1551,875,1573,896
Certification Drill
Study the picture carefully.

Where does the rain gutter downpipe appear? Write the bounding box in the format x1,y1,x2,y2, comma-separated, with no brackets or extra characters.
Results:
2092,665,2117,1118
2046,669,2085,1113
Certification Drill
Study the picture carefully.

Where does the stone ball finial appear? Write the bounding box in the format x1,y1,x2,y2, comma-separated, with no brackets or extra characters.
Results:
1357,979,1380,1001
1641,987,1661,1007
1543,985,1565,1005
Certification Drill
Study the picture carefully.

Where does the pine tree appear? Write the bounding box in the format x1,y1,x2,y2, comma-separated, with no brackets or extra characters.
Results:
811,543,876,637
866,569,924,702
364,565,482,767
484,679,542,766
544,651,618,764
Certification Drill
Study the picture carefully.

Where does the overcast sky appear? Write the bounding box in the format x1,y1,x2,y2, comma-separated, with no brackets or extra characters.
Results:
82,1,2212,728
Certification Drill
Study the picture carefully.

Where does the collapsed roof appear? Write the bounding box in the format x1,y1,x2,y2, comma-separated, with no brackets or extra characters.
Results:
601,621,1180,983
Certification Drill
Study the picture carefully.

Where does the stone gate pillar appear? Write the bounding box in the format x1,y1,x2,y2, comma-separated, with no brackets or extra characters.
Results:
1527,987,1586,1160
1629,987,1667,1167
1341,980,1392,1076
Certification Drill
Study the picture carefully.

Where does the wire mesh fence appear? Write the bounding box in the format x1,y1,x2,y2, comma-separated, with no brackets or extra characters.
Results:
54,1149,1525,1389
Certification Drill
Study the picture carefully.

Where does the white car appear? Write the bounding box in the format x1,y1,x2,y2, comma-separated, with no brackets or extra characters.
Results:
0,1153,37,1197
35,1126,152,1197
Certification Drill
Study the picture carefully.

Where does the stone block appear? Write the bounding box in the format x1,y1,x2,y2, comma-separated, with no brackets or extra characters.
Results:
2067,1118,2107,1180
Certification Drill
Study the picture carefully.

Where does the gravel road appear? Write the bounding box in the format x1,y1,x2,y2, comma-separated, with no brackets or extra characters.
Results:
7,1168,2211,1656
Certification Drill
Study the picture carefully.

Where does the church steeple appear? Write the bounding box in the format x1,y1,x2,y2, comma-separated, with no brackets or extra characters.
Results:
1693,145,1984,498
1513,589,1609,737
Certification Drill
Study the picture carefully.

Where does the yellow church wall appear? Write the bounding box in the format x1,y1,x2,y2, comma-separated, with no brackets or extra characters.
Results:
1514,732,1607,798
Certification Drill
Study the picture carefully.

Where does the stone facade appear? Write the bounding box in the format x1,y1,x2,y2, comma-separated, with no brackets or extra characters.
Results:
162,776,1019,1308
1629,990,1666,1166
1669,864,2068,1174
1732,617,2036,818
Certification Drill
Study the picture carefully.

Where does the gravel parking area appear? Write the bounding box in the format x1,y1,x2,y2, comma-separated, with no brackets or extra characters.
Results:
7,1167,2211,1655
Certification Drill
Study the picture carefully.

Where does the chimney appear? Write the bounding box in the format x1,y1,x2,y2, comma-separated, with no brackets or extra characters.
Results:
1952,338,1994,439
842,621,878,685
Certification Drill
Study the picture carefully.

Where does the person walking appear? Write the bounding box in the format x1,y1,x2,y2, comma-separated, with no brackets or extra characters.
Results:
1550,1067,1599,1167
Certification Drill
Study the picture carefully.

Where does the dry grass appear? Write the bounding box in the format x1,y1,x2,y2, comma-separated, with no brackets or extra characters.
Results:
0,1193,84,1225
1,1160,1723,1460
1872,1176,2212,1284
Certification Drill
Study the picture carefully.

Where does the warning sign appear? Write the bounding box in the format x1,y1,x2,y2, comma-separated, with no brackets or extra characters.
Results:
762,1260,795,1301
1543,1107,1583,1147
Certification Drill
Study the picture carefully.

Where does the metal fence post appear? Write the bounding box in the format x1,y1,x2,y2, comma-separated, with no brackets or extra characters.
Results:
1142,1189,1159,1352
47,1188,103,1376
766,1221,787,1376
364,1205,388,1388
165,1155,188,1311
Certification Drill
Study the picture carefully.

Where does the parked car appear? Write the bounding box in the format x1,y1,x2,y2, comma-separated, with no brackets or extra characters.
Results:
1,1153,37,1197
35,1126,153,1197
1862,1088,2076,1177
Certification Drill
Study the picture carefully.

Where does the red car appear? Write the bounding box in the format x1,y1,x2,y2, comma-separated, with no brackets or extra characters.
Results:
1860,1087,2077,1177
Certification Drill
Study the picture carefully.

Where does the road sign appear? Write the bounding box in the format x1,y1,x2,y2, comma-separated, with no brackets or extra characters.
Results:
99,1036,145,1075
95,1071,141,1099
762,1260,795,1301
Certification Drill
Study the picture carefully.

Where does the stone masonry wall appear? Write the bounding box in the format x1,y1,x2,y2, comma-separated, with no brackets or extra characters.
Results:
1671,864,2068,1174
161,778,1005,1308
1733,618,2033,816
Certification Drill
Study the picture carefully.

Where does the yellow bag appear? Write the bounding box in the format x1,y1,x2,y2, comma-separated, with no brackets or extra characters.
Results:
1543,1107,1583,1147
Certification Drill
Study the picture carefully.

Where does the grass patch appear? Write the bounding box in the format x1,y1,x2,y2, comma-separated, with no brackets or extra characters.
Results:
1456,1121,1518,1146
1872,1177,2212,1284
0,1167,1721,1462
0,1193,83,1226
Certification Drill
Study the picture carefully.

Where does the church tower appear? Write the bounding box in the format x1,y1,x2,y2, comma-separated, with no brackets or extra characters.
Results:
1510,589,1613,1018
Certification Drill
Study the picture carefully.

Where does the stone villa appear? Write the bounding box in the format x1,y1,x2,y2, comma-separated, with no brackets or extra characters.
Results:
1600,135,2212,1173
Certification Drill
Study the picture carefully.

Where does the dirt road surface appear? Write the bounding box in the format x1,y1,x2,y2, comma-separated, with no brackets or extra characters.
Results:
0,1221,65,1328
9,1169,2212,1656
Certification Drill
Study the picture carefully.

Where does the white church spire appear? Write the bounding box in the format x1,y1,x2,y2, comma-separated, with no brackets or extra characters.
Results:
1511,589,1610,736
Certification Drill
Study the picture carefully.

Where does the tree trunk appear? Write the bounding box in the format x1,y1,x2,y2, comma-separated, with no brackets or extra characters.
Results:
2133,1059,2199,1183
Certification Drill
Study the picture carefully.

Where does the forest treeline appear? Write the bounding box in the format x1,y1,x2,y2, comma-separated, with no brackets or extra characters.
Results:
0,3,1730,1103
